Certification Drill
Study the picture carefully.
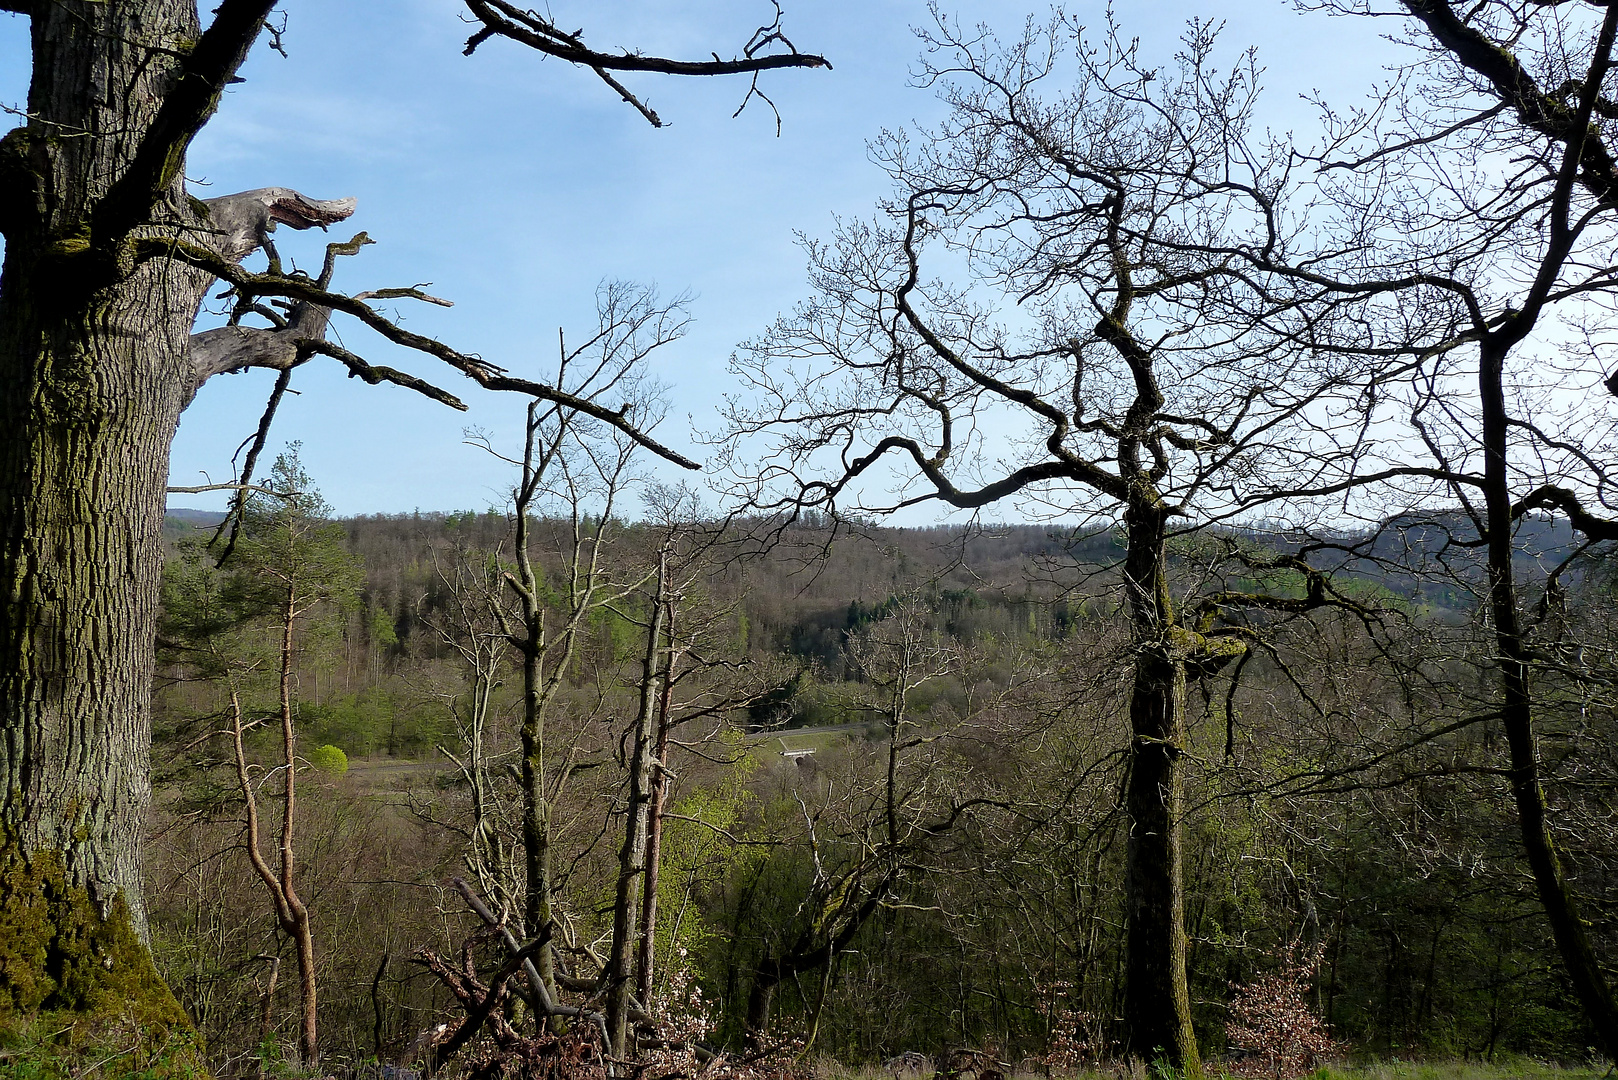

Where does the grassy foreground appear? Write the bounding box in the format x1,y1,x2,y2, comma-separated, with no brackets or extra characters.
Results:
0,1013,209,1079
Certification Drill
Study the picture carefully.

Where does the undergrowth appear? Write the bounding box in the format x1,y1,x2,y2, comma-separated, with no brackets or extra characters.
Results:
0,1011,210,1080
812,1058,1611,1080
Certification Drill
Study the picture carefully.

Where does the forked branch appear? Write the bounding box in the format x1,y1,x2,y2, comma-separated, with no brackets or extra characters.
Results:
160,233,698,469
460,0,829,127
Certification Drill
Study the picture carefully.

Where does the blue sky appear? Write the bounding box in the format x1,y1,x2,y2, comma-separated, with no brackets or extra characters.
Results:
0,1,1394,516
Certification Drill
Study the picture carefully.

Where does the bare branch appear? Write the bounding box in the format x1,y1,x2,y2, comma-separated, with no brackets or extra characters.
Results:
93,2,284,244
459,0,828,126
156,236,700,469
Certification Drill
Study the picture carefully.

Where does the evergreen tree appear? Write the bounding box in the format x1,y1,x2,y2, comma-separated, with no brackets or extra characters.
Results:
161,446,361,1066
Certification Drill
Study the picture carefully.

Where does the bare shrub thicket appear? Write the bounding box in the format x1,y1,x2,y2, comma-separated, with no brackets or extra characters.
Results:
1224,943,1339,1079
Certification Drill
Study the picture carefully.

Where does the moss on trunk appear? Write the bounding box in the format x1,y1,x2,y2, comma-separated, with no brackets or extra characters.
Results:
0,837,206,1077
0,838,184,1027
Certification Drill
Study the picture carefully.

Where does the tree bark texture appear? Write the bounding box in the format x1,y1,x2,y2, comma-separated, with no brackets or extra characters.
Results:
0,0,344,1022
1120,498,1201,1076
0,1,205,1017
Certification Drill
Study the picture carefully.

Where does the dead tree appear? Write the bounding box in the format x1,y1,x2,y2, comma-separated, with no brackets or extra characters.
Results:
462,284,686,1020
422,548,524,914
605,503,763,1056
606,543,673,1056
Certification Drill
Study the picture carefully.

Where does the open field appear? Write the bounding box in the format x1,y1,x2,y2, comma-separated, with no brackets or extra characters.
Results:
770,725,875,757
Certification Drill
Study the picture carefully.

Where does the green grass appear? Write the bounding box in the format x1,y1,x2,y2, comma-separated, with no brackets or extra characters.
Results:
0,1013,211,1079
774,729,862,755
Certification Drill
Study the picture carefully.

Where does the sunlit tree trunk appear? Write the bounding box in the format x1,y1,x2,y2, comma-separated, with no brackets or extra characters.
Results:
512,504,561,1008
636,604,678,1007
275,584,318,1065
0,0,206,1021
607,548,669,1054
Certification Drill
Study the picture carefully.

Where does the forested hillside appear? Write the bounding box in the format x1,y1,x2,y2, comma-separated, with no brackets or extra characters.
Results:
9,1,1618,1078
146,496,1618,1076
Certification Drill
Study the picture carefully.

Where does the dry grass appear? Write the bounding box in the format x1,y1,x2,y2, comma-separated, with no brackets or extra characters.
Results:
1316,1060,1610,1080
809,1058,1611,1080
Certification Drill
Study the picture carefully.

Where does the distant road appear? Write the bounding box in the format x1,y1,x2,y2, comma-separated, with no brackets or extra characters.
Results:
753,720,874,740
344,757,445,784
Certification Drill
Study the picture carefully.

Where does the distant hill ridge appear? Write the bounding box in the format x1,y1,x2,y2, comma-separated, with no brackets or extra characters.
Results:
159,506,1607,665
165,508,227,526
163,507,1581,555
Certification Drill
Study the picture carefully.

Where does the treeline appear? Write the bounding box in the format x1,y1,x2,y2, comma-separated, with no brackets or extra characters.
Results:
146,489,1618,1075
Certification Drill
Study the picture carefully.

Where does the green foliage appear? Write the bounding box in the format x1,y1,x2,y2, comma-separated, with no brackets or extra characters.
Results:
0,839,187,1033
230,446,365,626
656,738,763,971
368,604,398,650
147,505,1618,1067
587,600,643,664
0,1014,209,1079
161,448,364,693
306,744,348,775
297,687,446,757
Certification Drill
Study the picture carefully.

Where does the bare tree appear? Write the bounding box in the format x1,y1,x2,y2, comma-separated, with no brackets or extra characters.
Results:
605,493,770,1057
422,548,524,914
723,15,1382,1072
0,1,824,1023
606,542,674,1056
457,283,684,1035
411,299,791,1073
158,449,361,1066
1265,0,1618,1051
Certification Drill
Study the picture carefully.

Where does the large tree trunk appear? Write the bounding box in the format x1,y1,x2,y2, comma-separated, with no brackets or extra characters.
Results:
0,232,197,1022
1119,498,1201,1076
0,0,205,1023
0,0,348,1026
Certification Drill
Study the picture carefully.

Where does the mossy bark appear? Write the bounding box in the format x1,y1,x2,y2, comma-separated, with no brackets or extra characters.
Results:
1119,497,1202,1078
0,839,186,1027
0,0,210,1032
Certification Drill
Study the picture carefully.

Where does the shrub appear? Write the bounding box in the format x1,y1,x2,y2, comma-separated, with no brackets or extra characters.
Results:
1035,980,1104,1072
307,744,348,775
1226,942,1340,1079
